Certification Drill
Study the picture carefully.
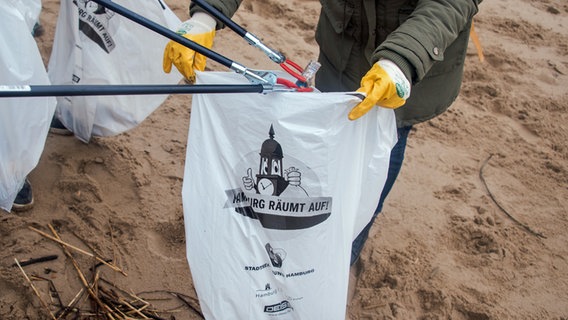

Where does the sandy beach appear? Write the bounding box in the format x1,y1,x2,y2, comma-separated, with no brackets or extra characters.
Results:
1,0,567,319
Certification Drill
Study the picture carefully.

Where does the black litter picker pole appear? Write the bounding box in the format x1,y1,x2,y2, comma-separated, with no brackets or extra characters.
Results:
0,84,264,98
0,0,293,99
191,0,285,65
190,0,309,84
91,0,277,87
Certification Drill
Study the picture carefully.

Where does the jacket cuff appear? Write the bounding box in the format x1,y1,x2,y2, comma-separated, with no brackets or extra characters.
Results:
190,4,225,30
375,49,416,84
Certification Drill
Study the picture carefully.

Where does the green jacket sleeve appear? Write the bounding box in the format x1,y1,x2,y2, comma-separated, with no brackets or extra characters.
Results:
189,0,242,29
374,0,481,83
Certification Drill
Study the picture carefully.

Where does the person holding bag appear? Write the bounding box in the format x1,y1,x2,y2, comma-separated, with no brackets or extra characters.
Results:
164,0,481,299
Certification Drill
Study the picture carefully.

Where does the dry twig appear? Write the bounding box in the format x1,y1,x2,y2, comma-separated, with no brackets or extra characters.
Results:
11,255,58,267
56,288,85,320
29,275,64,308
21,224,196,319
480,154,546,238
29,226,127,275
15,259,57,320
47,224,120,319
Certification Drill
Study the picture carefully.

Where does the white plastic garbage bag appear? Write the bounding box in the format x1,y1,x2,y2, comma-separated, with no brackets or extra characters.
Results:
0,1,56,211
182,71,397,319
11,0,41,32
47,0,182,142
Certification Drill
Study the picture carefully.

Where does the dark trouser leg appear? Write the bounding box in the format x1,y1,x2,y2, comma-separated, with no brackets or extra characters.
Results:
314,48,411,265
350,126,412,265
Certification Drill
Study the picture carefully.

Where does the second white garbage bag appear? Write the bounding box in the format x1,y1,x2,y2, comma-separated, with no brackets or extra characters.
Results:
47,0,182,142
183,71,397,319
0,0,55,212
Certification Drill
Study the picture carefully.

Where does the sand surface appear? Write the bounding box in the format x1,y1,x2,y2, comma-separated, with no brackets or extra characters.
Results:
1,0,568,319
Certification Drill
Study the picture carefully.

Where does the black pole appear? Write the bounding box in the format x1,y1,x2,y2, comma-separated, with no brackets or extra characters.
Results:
0,84,264,98
192,0,247,37
91,0,234,68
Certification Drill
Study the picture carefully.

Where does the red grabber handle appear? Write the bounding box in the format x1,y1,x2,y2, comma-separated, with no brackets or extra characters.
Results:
280,59,307,84
276,78,313,92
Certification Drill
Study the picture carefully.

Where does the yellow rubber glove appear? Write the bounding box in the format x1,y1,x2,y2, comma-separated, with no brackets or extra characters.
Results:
348,59,411,120
163,12,216,83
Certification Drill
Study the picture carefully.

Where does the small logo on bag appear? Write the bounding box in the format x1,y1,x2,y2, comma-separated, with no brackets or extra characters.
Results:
265,243,286,268
264,300,293,314
255,283,278,299
224,125,332,230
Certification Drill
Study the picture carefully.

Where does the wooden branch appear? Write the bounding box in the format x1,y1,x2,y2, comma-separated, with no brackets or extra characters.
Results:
11,255,58,267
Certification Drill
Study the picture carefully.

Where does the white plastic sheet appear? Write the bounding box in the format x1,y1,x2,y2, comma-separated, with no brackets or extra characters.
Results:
182,71,397,319
47,0,182,142
0,0,56,211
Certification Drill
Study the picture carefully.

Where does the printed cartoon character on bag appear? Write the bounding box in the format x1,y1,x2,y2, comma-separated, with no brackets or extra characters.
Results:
242,125,303,196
